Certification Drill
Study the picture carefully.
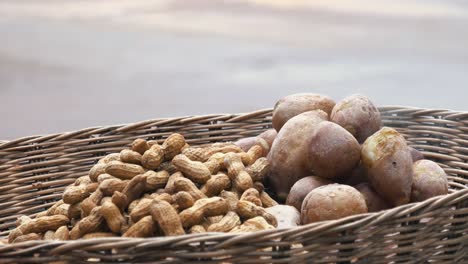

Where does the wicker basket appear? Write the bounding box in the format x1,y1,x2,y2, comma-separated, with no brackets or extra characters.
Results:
0,107,467,263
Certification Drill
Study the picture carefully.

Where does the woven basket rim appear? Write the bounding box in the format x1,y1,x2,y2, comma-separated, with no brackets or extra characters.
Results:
1,105,466,146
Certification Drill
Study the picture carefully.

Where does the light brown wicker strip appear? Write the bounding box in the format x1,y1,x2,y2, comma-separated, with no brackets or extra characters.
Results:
0,106,467,263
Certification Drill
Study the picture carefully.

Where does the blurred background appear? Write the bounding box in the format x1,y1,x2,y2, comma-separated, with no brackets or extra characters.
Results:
1,0,467,140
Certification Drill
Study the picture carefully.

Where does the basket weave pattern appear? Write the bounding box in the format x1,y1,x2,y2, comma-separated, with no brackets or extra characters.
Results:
0,107,467,263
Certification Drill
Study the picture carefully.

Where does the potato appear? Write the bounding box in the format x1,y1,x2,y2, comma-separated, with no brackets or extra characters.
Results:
411,160,448,202
409,146,424,162
301,184,367,224
343,162,367,186
235,137,257,152
330,94,381,143
258,129,277,148
265,205,300,228
235,137,269,156
307,121,361,181
235,129,277,156
354,183,389,212
361,127,413,206
267,110,328,201
286,176,332,211
272,93,335,131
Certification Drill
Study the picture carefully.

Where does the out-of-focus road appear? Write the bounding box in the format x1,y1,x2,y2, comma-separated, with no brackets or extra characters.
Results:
1,0,468,139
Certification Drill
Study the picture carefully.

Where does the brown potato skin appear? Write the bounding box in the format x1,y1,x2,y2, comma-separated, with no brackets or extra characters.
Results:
354,183,390,212
307,121,361,181
235,137,268,155
408,146,424,162
267,110,328,202
272,93,335,132
361,127,413,206
235,137,257,152
265,205,300,228
286,176,332,211
301,184,367,224
258,129,277,148
343,162,367,186
331,94,381,143
411,160,448,202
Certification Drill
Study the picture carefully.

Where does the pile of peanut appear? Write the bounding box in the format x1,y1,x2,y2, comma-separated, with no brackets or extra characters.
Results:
8,134,279,243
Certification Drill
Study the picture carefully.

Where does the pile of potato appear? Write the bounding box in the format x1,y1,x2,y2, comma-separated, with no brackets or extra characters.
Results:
247,93,448,225
7,93,450,243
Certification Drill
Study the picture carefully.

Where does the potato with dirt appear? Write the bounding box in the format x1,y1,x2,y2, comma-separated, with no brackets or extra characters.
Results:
258,129,277,148
408,146,424,162
235,129,277,156
354,183,389,212
265,205,300,228
361,127,413,206
267,110,328,202
301,184,367,224
272,93,335,131
343,162,367,186
331,94,381,143
411,160,448,202
286,176,332,211
307,121,361,181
